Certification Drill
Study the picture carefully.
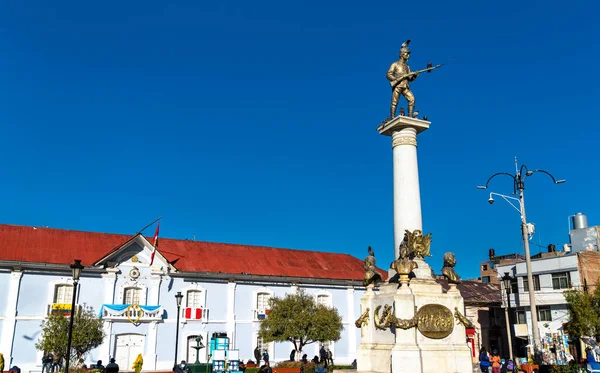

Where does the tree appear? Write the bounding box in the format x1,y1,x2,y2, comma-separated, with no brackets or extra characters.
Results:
36,305,105,364
258,290,343,355
564,284,600,339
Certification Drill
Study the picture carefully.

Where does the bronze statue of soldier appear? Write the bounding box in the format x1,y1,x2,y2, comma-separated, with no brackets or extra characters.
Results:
386,40,442,120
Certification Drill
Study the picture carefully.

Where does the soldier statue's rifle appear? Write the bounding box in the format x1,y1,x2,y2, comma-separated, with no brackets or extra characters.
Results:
389,63,443,88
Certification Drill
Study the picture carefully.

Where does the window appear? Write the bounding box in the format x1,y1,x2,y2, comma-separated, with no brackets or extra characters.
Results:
124,287,141,305
482,264,488,271
523,275,541,292
317,295,330,307
257,293,270,310
538,307,552,322
552,272,571,289
54,285,73,304
482,276,490,284
186,290,203,308
514,309,526,324
510,278,518,294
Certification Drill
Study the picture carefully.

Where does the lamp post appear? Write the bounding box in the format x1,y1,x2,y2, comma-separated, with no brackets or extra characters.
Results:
502,272,514,360
478,164,564,356
65,259,84,373
174,292,184,369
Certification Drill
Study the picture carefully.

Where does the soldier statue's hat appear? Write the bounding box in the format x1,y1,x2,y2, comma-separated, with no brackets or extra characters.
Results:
400,39,411,54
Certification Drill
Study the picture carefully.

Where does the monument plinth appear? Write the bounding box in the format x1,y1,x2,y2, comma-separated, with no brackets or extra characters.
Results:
355,40,472,373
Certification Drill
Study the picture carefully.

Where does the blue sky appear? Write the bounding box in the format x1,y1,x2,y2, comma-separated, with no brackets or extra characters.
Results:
0,1,598,279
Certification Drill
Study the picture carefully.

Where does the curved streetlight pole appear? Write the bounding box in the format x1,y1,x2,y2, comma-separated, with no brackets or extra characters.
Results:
478,165,565,357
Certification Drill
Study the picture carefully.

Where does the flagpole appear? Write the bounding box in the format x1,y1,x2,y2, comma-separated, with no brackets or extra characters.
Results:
136,217,162,235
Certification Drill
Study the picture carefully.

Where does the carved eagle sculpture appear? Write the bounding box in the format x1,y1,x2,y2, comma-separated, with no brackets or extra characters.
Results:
454,307,474,328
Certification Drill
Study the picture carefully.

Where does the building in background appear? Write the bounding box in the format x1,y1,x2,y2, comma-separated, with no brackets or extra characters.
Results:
479,248,524,284
0,224,385,373
437,280,506,364
495,213,600,364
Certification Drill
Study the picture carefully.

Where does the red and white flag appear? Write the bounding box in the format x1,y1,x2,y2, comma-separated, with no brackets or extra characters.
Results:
150,222,160,266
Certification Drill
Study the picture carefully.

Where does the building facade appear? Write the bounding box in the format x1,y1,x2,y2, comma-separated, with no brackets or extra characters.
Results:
0,224,380,373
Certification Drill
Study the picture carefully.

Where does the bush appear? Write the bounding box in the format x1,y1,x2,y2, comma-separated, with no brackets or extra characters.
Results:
548,364,586,373
245,368,259,373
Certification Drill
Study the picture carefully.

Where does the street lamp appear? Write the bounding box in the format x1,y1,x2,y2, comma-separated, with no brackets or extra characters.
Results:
502,272,514,360
174,292,184,369
478,163,564,356
65,259,84,373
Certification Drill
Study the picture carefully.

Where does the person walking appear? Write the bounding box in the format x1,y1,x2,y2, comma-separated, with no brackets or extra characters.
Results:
327,350,333,366
262,350,269,364
479,347,491,373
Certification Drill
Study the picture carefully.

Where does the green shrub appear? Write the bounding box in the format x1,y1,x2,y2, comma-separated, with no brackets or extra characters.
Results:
245,368,260,373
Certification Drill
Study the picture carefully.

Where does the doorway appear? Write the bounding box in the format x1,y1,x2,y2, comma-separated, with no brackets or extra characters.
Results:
114,334,145,370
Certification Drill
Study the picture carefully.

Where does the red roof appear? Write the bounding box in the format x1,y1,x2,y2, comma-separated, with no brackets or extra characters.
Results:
0,224,386,282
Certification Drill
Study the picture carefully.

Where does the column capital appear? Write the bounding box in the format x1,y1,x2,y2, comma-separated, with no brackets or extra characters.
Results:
11,270,23,280
392,130,417,148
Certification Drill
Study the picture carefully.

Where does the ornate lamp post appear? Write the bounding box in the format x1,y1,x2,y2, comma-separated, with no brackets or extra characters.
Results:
478,163,564,356
65,259,84,373
174,292,184,368
502,272,514,360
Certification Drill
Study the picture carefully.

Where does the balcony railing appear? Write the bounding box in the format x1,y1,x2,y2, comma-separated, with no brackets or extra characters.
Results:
252,309,271,321
99,304,163,322
181,307,209,322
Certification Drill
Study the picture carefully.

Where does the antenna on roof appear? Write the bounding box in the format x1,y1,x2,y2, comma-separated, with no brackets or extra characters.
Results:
193,232,196,241
136,217,162,235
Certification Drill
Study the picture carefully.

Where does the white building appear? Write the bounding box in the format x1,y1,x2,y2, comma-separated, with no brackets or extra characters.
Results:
0,224,377,373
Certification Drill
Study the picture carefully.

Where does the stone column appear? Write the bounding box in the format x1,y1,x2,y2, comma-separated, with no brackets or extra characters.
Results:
226,281,236,348
378,116,430,260
144,275,162,369
346,287,357,361
0,270,23,366
99,269,118,360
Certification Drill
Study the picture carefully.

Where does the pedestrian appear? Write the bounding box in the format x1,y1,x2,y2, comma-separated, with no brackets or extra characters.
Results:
489,350,501,373
327,350,333,366
258,361,272,373
254,347,262,366
289,349,295,362
95,360,105,373
479,347,491,373
262,350,269,364
174,360,191,373
316,362,326,373
319,346,327,365
106,358,119,373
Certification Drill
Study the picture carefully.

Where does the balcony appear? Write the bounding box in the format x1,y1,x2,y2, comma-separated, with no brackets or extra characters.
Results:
99,304,163,322
252,309,271,321
181,307,209,322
